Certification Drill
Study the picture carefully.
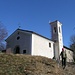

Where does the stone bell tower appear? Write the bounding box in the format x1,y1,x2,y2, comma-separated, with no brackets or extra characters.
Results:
50,20,63,59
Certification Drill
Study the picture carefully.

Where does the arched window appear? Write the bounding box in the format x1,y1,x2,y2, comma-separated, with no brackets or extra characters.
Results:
54,27,56,33
59,27,61,33
49,43,51,47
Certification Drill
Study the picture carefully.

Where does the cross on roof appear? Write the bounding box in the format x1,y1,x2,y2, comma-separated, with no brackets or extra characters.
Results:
18,23,21,29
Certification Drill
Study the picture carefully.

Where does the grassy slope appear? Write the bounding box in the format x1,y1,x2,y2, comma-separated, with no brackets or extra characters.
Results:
0,53,64,75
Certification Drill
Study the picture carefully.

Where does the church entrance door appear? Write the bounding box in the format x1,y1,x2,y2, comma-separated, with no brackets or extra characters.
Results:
15,46,20,54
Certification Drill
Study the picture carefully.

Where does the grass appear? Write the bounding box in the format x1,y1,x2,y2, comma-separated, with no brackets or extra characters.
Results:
0,53,63,75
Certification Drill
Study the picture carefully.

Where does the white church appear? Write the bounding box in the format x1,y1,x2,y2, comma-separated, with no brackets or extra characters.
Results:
6,20,73,62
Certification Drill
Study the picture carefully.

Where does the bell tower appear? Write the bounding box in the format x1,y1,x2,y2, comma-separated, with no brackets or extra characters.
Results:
50,20,63,59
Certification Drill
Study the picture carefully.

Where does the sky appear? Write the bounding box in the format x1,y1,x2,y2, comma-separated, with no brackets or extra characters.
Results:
0,0,75,47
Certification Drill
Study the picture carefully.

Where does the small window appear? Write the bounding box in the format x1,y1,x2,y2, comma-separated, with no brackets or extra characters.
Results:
17,36,20,40
49,43,51,47
23,50,26,54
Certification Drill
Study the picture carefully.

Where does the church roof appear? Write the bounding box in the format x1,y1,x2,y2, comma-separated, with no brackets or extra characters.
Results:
64,46,73,51
17,29,53,41
6,29,53,42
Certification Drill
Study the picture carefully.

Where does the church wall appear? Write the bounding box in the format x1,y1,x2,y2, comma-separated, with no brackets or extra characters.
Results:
31,34,54,58
6,31,32,54
64,47,74,62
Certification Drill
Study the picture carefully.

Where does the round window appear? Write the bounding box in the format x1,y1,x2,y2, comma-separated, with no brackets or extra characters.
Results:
17,36,20,40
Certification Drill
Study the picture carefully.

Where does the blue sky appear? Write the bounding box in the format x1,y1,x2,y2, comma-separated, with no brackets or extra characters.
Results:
0,0,75,47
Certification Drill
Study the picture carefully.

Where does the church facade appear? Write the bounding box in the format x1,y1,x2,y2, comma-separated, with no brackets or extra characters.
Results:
6,20,74,62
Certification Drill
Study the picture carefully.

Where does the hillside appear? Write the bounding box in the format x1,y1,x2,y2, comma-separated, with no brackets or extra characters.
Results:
0,53,75,75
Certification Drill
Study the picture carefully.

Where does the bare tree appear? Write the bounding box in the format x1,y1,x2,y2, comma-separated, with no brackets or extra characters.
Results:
0,22,8,51
70,35,75,61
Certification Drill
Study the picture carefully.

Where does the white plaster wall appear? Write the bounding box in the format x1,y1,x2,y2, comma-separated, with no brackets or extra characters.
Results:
32,34,54,58
64,48,73,62
54,43,59,59
57,23,63,54
6,31,32,54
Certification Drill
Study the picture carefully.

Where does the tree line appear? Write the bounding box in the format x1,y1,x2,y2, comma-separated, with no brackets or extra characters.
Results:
70,35,75,62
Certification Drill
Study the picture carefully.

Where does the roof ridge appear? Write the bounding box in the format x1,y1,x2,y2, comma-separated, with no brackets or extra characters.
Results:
17,29,53,41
